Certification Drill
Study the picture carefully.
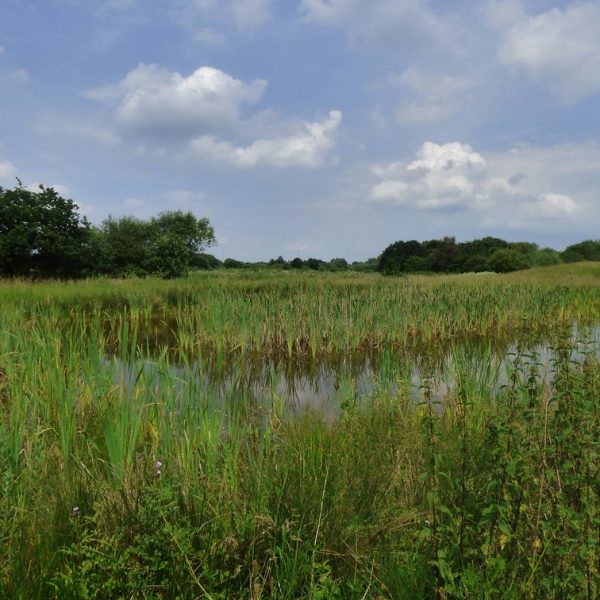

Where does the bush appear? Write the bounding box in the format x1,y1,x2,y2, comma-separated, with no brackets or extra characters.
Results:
486,248,531,273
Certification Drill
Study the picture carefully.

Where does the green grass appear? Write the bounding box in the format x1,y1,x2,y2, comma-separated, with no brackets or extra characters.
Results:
0,264,598,598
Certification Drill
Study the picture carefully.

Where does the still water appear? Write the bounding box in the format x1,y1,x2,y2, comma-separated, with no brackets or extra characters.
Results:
110,321,600,419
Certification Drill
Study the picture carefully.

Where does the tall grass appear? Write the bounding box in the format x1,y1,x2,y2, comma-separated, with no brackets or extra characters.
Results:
0,265,598,597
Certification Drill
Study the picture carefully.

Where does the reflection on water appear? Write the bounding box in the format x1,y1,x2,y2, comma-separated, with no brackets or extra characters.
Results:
109,321,600,419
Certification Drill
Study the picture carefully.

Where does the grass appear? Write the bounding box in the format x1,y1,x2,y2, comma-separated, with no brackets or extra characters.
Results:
0,264,598,598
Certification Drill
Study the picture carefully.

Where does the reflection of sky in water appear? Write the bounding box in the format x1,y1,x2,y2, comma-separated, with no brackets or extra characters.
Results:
111,323,600,420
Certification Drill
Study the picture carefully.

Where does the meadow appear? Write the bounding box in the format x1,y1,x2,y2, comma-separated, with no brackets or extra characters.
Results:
0,264,599,598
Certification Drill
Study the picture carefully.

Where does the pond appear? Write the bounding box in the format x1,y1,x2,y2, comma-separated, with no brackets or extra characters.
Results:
109,319,600,419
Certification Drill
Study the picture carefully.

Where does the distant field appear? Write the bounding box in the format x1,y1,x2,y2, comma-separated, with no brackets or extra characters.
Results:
0,264,598,598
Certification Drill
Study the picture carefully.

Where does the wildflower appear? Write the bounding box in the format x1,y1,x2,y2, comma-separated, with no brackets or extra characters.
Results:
72,506,81,518
155,460,162,476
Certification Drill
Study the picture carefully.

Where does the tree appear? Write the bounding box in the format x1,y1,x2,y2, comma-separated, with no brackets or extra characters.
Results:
98,211,215,278
455,237,509,272
487,248,530,273
328,257,348,271
306,258,322,271
223,258,246,269
378,240,424,275
424,236,458,272
530,248,562,267
98,216,151,277
0,184,92,278
561,240,600,263
147,211,215,278
269,256,289,269
191,253,222,270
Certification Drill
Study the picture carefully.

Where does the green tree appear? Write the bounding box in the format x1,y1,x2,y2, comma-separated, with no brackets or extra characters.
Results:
378,240,424,275
191,253,222,270
424,236,458,272
0,184,92,278
223,258,246,269
530,248,562,267
561,240,600,263
98,216,152,277
99,211,215,278
455,237,509,272
147,211,215,278
487,248,531,273
306,257,322,271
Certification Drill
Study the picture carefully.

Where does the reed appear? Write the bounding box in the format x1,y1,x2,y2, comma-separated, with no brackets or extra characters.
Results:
0,265,598,597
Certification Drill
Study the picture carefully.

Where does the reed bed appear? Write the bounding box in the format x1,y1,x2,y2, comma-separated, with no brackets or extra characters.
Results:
0,265,599,598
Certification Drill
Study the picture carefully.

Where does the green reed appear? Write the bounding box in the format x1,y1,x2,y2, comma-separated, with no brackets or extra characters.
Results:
0,265,598,597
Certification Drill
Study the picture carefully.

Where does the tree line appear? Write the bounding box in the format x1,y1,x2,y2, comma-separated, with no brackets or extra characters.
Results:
377,236,600,275
0,184,215,278
1,183,599,279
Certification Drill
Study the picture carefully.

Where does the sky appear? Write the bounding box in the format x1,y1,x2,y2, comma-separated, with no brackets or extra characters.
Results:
1,0,600,261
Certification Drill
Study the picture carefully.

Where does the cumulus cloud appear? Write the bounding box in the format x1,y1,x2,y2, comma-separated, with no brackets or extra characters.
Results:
86,64,267,136
526,193,578,218
497,2,600,103
369,141,582,222
191,110,342,168
300,0,454,50
371,142,488,210
86,64,342,168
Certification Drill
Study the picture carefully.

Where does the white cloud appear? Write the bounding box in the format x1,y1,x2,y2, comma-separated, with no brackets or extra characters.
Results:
497,2,600,103
0,160,17,185
86,64,267,136
371,142,488,210
369,141,582,222
526,193,578,218
87,64,341,169
300,0,454,50
191,110,342,168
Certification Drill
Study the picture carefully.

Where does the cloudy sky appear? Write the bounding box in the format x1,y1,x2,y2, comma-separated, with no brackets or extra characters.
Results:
1,0,600,261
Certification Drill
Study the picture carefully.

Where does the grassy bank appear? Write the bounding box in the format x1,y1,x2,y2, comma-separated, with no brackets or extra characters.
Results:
0,265,598,598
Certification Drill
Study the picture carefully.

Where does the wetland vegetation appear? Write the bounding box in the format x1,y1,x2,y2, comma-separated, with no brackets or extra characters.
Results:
0,265,599,598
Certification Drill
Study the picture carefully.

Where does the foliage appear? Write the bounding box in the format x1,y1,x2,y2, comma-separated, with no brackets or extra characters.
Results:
0,184,92,278
97,211,215,278
561,239,600,263
191,252,222,270
486,248,532,273
379,236,547,275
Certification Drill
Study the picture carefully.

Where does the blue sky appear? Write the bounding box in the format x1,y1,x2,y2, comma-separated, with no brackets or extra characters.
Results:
2,0,600,261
